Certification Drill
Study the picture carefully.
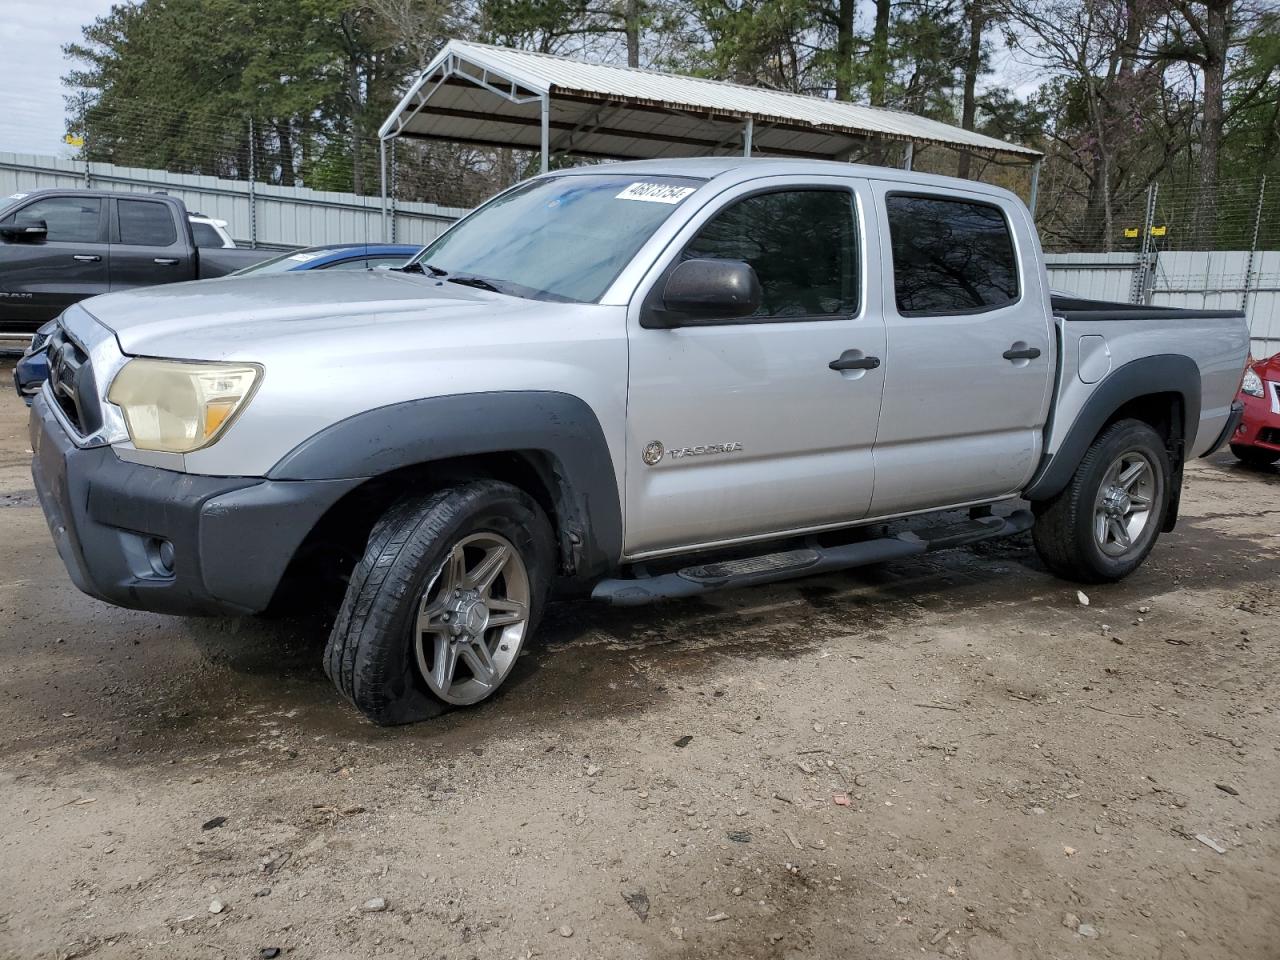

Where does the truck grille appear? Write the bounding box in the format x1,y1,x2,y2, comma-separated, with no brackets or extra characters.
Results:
45,324,103,436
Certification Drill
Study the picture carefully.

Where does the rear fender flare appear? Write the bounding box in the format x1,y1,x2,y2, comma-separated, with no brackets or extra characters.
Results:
1025,354,1200,503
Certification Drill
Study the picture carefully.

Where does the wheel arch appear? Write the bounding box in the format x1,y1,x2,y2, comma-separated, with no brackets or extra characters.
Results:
1026,355,1200,524
266,392,623,597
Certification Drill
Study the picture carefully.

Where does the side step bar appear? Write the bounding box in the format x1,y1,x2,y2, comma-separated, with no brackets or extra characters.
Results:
591,509,1034,606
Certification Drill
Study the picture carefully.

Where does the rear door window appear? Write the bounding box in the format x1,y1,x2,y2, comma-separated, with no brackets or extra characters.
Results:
683,189,858,319
190,221,224,247
886,195,1018,315
118,199,177,246
3,197,103,243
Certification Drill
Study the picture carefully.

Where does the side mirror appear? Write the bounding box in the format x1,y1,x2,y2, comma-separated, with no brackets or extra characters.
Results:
0,219,48,242
643,258,762,328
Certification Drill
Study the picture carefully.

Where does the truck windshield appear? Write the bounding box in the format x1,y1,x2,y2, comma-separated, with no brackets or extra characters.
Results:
410,173,704,303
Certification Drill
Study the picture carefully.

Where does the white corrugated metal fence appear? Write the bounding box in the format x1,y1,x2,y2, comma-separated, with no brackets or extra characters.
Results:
0,152,465,250
1047,251,1279,358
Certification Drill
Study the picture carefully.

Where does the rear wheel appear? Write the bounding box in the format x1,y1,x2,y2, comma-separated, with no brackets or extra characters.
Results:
325,480,554,725
1230,443,1280,467
1033,419,1170,583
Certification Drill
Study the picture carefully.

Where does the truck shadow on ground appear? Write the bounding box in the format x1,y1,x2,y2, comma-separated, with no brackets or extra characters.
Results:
13,486,1274,771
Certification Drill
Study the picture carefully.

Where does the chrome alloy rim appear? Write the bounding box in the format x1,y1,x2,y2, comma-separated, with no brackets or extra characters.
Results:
1093,450,1159,557
414,532,530,705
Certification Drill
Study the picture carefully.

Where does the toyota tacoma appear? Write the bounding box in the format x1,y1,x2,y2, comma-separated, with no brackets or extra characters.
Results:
29,159,1250,724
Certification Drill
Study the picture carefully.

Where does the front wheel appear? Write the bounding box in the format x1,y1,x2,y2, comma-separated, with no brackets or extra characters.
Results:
325,480,554,725
1032,419,1171,583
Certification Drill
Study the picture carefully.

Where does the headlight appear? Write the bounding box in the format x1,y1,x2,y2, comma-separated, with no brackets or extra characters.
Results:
108,358,262,453
1241,368,1264,398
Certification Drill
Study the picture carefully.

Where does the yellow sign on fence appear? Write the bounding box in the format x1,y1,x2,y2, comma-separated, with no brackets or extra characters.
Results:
64,134,84,148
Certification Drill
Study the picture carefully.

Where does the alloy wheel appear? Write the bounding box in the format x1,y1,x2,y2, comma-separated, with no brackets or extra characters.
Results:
413,532,530,705
1093,450,1160,557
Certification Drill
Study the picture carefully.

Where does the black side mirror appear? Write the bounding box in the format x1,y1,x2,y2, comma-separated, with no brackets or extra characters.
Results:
643,258,763,328
0,219,48,243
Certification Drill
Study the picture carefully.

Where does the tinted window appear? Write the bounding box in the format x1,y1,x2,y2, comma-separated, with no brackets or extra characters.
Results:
683,190,858,319
4,197,102,243
321,255,409,271
118,199,177,246
886,195,1018,315
191,221,223,247
323,257,375,270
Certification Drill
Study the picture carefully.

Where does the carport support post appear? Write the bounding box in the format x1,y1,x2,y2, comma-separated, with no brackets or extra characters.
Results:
247,118,258,249
743,117,753,157
903,142,914,170
1029,158,1041,218
540,94,550,174
379,137,389,243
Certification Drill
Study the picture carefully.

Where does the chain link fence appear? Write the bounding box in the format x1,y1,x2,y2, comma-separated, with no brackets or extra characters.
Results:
1035,175,1275,255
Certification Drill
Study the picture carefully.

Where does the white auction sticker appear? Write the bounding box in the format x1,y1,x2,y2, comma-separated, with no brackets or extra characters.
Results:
616,182,695,204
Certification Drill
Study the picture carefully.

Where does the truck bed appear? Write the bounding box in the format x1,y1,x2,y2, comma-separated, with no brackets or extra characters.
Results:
1050,294,1245,323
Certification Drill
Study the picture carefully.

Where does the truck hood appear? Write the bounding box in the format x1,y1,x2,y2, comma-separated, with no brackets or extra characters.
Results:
79,270,501,358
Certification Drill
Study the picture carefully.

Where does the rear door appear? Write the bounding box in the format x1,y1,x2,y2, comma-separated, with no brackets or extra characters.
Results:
624,176,887,557
109,197,194,290
868,183,1053,516
0,195,108,326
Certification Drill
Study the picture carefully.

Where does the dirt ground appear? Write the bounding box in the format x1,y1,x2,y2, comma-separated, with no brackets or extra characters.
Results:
0,360,1277,960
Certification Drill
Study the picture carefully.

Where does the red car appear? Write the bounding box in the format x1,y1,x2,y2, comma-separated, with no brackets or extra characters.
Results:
1231,353,1280,466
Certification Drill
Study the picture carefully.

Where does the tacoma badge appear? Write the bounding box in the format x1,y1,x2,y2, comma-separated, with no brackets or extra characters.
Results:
668,442,743,459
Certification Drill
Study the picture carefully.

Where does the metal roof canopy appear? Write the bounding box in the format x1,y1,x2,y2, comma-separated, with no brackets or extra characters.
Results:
377,40,1044,232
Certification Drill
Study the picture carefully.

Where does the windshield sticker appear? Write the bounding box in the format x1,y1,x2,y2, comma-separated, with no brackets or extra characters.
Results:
288,252,322,262
616,182,696,204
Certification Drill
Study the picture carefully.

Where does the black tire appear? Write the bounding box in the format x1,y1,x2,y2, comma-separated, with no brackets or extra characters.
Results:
1032,418,1171,583
325,480,554,726
1230,443,1280,467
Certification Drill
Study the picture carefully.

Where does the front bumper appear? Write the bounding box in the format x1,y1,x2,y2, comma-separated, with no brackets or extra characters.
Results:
1231,387,1280,454
30,392,360,616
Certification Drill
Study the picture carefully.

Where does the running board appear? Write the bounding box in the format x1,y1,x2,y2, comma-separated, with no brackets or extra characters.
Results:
591,509,1034,606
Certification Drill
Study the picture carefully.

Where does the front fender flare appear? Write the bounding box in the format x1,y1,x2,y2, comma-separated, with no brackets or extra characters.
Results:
267,391,622,579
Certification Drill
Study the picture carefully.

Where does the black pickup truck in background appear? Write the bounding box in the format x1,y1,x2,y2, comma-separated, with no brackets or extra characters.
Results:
0,189,274,343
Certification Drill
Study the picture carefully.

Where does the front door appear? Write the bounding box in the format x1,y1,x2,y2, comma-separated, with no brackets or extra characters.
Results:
867,182,1054,517
109,197,192,291
624,178,886,558
0,195,109,327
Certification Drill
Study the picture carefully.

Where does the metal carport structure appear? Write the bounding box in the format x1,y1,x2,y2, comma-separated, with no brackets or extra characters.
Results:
377,40,1043,231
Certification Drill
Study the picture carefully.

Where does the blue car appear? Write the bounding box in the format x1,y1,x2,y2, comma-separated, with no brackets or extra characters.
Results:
229,243,420,276
13,243,420,403
13,320,54,405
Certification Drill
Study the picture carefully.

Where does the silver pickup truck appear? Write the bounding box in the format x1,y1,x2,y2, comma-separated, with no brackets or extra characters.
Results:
29,158,1249,725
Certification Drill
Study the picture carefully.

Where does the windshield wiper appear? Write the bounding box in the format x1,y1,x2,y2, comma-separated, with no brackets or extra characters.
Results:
446,274,502,293
398,261,448,277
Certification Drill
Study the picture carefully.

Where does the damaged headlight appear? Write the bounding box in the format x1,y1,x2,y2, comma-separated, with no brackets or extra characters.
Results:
108,358,262,453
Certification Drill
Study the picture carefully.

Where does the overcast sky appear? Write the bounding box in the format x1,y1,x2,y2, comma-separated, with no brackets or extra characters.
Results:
0,0,116,156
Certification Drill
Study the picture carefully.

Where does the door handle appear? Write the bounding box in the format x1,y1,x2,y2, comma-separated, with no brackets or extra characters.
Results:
1002,346,1041,361
72,254,101,262
829,351,881,371
153,257,180,265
